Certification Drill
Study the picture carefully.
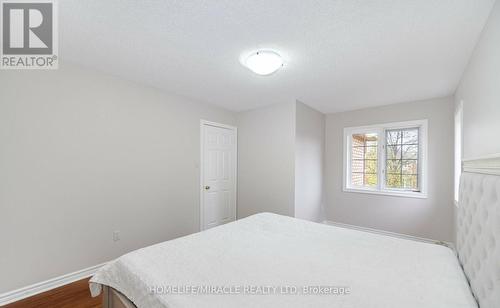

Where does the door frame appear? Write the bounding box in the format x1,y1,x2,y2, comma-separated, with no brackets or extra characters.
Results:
199,120,238,231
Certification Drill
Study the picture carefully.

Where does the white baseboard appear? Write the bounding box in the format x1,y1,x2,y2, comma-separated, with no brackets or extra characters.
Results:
323,220,454,249
0,262,107,306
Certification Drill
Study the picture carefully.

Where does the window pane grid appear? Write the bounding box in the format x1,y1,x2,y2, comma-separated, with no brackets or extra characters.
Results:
385,128,419,191
351,133,378,188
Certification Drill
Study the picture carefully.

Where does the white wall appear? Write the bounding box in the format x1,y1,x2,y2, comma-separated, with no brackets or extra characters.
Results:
455,0,500,159
453,0,500,246
294,102,325,222
0,64,236,293
236,102,296,218
325,97,455,242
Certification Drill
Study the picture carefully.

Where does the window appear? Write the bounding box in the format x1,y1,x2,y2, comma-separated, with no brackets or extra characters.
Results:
350,133,379,187
344,120,428,198
385,128,419,190
454,101,463,204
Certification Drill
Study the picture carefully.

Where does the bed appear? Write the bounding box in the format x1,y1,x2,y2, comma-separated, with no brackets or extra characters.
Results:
90,155,500,308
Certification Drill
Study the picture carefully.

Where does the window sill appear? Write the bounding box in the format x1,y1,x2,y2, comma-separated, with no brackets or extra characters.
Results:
343,187,428,199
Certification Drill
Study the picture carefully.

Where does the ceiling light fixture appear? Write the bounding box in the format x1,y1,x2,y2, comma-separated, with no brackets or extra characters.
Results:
244,50,283,76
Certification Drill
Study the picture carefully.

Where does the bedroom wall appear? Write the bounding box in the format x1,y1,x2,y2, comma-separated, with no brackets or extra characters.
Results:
236,102,296,219
294,101,325,222
325,97,455,242
0,64,236,293
455,0,500,159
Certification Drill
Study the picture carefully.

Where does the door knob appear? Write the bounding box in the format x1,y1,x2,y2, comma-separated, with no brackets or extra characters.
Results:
204,186,210,190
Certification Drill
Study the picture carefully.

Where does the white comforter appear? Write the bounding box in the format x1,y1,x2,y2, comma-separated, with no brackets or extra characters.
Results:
90,213,477,308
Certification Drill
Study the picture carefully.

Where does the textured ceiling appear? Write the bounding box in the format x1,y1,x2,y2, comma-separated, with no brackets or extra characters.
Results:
60,0,495,113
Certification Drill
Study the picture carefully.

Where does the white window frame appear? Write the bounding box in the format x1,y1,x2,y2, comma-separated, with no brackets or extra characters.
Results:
343,119,428,199
454,101,463,205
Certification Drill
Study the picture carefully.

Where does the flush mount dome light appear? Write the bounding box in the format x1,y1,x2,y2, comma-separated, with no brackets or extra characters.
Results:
244,50,283,75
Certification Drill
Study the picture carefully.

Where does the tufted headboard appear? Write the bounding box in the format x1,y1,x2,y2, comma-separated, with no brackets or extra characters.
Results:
456,154,500,308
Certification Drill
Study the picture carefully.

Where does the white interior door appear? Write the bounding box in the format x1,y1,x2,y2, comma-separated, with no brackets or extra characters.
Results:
201,121,237,230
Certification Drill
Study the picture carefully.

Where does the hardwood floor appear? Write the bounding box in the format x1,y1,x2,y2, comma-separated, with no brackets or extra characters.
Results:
4,278,102,308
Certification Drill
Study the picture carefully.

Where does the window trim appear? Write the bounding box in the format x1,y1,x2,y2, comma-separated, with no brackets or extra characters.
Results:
454,101,463,205
343,120,428,199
